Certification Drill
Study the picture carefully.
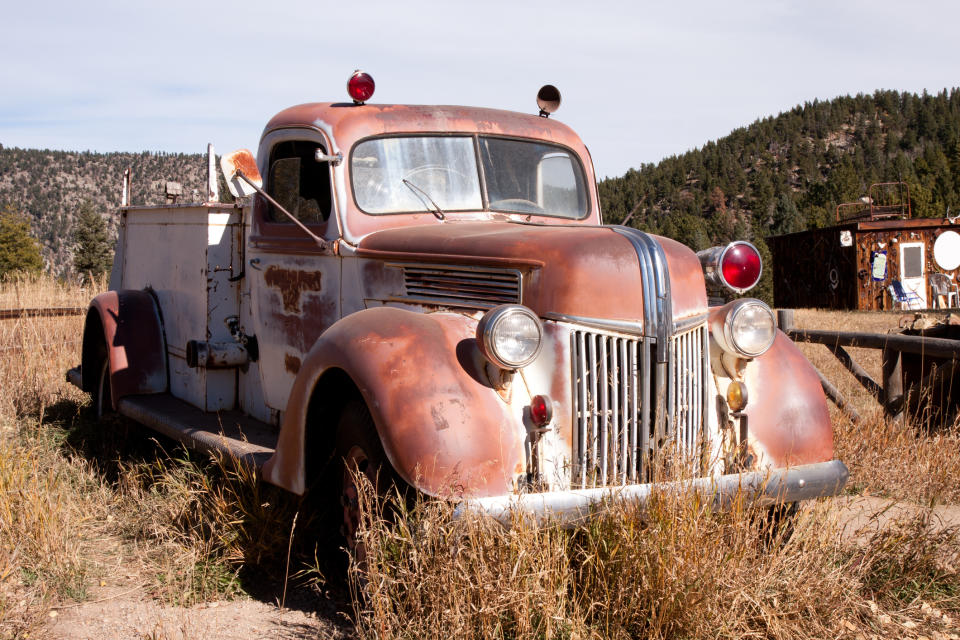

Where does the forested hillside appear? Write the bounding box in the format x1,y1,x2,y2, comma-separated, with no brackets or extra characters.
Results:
599,89,960,299
4,88,960,286
0,148,208,275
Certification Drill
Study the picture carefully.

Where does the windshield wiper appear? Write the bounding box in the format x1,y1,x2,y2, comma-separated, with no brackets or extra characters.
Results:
402,179,446,220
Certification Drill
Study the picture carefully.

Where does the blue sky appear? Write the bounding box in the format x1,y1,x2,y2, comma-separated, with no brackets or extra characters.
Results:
2,0,958,178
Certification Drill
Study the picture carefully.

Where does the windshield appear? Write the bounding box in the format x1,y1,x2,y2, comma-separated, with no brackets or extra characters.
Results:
351,135,588,219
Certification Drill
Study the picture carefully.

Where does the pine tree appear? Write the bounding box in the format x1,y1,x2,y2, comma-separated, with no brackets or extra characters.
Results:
71,200,113,283
0,204,44,278
771,193,804,235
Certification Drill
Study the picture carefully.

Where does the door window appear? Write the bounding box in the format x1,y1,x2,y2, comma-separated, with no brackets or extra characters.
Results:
901,244,924,278
266,140,332,225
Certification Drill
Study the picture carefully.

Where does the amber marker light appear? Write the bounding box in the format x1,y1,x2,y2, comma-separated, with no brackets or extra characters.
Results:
530,394,553,427
347,70,375,104
727,380,749,412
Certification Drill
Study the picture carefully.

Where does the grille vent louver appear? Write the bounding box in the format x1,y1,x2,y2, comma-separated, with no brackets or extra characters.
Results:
397,264,522,308
571,323,708,488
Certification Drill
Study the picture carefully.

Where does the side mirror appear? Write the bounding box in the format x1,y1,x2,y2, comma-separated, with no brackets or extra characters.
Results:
221,149,262,198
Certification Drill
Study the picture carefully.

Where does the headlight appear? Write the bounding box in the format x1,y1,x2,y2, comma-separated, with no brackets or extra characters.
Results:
476,305,543,370
711,299,776,358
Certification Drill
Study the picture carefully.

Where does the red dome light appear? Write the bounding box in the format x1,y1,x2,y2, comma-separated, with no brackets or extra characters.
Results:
347,70,375,104
530,394,553,427
720,242,762,292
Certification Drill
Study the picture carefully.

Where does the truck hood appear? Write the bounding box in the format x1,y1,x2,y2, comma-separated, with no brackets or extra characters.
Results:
356,222,707,326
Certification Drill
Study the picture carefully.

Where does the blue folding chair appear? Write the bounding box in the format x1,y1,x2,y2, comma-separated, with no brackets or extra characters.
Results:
889,280,923,310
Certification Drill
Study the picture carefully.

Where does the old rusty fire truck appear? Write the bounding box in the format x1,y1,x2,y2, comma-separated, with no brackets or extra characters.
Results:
68,72,847,543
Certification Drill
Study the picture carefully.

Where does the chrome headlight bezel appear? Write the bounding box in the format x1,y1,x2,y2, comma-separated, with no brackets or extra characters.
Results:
476,304,544,370
712,299,777,358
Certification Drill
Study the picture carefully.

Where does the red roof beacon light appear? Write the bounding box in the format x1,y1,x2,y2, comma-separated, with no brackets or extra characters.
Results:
697,241,763,294
347,70,375,104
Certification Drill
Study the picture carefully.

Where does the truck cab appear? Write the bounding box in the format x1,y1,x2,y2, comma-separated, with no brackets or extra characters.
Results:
70,73,847,540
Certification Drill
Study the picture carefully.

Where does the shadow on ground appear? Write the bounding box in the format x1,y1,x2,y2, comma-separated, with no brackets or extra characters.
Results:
38,397,356,630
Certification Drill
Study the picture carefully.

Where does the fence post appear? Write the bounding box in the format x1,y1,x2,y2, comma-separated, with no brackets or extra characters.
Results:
881,345,904,419
777,309,794,332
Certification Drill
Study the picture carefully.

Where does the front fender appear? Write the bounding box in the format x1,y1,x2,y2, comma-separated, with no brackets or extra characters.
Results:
82,290,168,408
743,330,834,467
262,306,525,497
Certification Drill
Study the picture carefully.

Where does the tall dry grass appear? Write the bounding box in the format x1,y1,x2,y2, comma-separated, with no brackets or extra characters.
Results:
352,480,960,639
1,274,312,635
0,272,100,422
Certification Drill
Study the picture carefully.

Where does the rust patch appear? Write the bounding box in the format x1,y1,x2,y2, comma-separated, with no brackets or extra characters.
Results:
284,353,301,374
431,404,451,431
264,266,323,313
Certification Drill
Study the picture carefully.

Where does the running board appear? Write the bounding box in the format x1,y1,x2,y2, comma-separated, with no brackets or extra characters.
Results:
116,394,277,469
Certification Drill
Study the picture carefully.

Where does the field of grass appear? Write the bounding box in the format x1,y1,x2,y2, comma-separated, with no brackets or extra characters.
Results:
1,276,959,639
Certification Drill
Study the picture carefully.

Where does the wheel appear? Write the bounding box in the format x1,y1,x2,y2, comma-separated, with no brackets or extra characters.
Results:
92,348,112,419
760,501,798,545
335,400,405,565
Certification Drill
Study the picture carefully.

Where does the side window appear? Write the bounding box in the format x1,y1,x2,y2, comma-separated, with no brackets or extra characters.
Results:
266,140,332,224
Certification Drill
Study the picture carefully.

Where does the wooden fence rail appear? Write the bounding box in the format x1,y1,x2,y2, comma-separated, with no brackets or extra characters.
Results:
0,307,85,320
778,308,960,424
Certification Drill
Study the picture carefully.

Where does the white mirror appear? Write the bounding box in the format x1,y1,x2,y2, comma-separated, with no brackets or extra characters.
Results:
220,149,262,198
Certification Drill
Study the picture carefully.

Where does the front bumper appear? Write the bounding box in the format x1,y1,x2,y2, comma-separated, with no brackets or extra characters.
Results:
453,459,849,527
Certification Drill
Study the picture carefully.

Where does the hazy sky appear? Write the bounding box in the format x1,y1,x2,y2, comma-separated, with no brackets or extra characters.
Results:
2,0,958,178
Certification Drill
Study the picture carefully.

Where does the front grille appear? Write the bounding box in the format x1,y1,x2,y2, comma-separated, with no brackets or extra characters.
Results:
571,323,707,488
399,264,521,307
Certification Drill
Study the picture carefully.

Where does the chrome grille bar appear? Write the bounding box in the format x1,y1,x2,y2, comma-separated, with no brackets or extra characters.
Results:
571,323,707,488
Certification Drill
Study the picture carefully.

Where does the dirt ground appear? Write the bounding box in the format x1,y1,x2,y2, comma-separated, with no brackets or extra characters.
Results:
48,596,348,640
45,570,356,640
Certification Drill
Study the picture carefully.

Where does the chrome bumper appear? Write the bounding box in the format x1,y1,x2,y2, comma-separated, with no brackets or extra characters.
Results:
453,459,849,527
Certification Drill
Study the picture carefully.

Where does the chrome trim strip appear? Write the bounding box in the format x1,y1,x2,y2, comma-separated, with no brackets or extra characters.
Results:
674,313,709,334
611,227,673,361
543,312,643,335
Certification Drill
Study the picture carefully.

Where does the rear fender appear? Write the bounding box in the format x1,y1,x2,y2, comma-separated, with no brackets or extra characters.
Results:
82,290,167,409
262,306,525,497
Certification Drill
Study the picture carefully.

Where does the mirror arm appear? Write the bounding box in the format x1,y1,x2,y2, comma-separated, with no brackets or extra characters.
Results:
234,170,332,252
315,150,343,165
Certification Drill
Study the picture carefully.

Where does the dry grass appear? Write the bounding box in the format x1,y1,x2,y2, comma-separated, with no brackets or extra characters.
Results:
2,275,960,639
353,480,960,639
0,275,313,637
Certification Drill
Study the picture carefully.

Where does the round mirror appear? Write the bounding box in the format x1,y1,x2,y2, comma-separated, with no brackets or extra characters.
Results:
934,230,960,270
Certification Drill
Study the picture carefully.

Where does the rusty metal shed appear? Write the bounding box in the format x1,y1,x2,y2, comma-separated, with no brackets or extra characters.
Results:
769,184,960,311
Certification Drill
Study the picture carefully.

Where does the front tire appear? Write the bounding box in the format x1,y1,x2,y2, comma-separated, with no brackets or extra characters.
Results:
335,400,405,564
92,347,112,419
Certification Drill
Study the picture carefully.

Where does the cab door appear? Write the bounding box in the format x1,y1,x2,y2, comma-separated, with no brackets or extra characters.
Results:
244,132,341,414
900,241,927,308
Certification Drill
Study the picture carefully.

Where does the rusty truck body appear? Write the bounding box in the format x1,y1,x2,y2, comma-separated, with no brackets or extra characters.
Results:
68,75,847,538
